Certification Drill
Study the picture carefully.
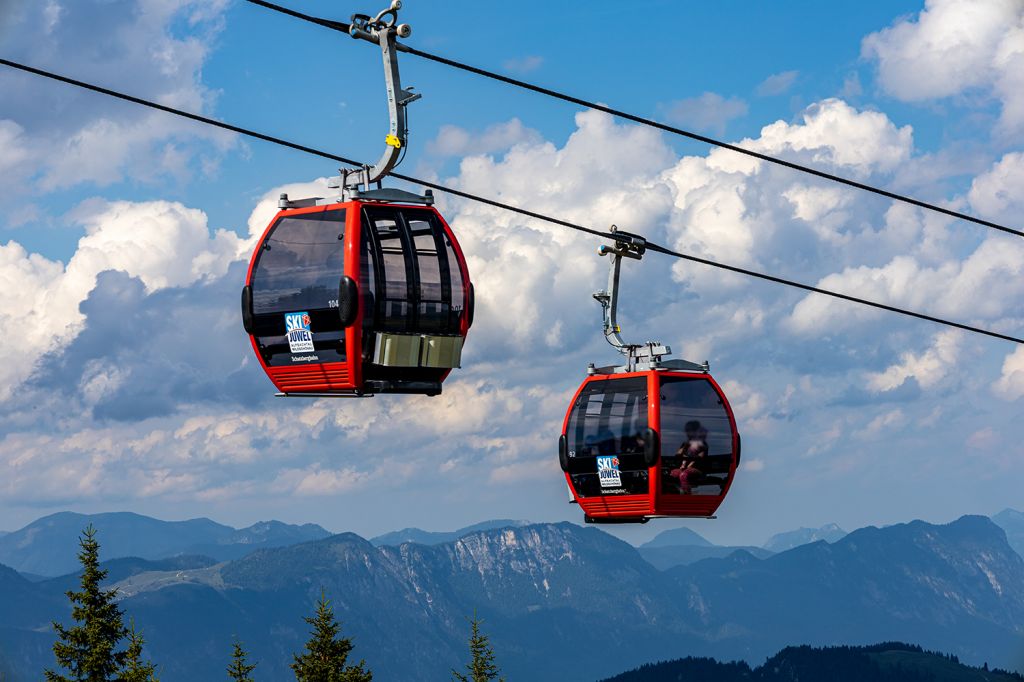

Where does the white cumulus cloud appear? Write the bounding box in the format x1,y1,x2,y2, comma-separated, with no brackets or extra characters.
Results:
428,119,543,158
994,346,1024,400
968,152,1024,224
744,99,913,176
866,330,963,392
862,0,1024,135
0,0,234,198
787,235,1024,335
0,199,246,397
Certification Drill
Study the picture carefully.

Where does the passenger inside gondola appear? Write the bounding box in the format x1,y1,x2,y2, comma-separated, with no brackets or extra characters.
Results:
668,420,708,494
659,378,733,495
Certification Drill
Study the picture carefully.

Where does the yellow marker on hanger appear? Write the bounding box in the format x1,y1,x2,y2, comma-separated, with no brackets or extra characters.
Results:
385,134,402,148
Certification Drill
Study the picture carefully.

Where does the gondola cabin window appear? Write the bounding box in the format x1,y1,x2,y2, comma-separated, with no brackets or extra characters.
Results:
250,209,347,366
442,232,466,329
366,211,411,332
363,207,466,337
409,215,447,333
659,377,734,495
565,377,649,497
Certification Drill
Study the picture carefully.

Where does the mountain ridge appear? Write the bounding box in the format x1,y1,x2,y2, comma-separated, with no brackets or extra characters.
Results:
639,527,714,548
0,511,331,576
2,513,1022,681
2,514,1022,681
601,642,1024,681
993,508,1024,558
762,522,847,552
369,519,530,546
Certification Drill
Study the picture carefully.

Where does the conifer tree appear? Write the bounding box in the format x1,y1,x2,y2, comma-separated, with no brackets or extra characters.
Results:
227,639,257,682
451,612,504,682
291,591,372,682
46,525,129,682
121,621,159,682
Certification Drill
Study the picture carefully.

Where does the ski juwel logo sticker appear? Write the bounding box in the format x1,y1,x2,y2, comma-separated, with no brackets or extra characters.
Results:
284,312,315,353
596,455,622,488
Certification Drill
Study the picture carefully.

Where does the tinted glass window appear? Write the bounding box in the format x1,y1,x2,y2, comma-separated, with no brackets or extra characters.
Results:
659,377,733,496
409,217,448,333
375,218,407,298
444,233,465,330
252,210,345,314
362,208,463,336
358,227,378,361
565,377,649,497
369,213,411,331
250,209,346,366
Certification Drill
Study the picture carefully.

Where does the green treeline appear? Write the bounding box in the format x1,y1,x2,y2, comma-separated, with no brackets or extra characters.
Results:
44,526,505,681
602,642,1024,682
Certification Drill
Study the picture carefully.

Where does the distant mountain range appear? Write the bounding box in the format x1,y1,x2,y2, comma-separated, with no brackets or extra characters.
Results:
994,509,1024,558
637,526,773,570
637,543,774,570
639,527,714,548
9,511,1011,579
601,642,1023,681
0,512,1022,681
633,523,849,570
0,511,330,576
369,519,529,546
762,522,848,552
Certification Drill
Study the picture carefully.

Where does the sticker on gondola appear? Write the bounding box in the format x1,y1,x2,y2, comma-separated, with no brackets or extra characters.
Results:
284,311,315,353
597,456,622,488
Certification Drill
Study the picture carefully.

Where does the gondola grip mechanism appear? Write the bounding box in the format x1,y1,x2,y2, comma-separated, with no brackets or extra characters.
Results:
338,1,420,195
593,225,707,373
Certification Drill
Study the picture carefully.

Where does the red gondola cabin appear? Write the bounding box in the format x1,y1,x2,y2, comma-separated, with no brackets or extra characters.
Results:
559,369,740,522
241,197,473,396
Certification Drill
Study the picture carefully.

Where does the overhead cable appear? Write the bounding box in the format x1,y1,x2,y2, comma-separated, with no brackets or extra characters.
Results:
2,57,1020,346
240,0,1023,240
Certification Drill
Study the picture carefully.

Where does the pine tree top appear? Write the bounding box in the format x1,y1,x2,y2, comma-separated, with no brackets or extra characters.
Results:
452,612,504,682
291,591,372,682
121,621,159,682
45,525,131,682
228,639,257,682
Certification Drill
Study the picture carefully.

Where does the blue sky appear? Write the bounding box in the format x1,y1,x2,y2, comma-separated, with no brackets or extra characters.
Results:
0,0,1022,546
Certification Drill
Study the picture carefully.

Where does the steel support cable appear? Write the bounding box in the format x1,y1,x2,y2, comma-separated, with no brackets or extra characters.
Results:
239,0,1024,240
243,0,351,32
3,57,1021,346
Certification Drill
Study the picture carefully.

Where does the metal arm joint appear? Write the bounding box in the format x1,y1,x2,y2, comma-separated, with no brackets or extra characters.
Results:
339,1,418,194
591,226,707,374
594,226,651,362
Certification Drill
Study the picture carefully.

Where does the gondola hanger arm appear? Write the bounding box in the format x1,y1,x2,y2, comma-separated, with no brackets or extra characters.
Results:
595,227,662,361
592,226,709,374
336,1,419,193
